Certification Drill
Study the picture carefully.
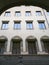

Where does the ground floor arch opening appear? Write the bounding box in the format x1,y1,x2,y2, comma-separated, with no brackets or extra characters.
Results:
26,36,37,54
0,36,7,54
11,36,22,54
41,36,49,53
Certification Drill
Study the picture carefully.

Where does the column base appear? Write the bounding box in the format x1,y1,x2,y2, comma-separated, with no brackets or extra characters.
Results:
37,51,48,55
21,52,28,55
4,52,12,55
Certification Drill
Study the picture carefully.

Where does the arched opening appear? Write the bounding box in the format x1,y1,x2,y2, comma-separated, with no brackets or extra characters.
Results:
26,36,37,54
0,0,49,15
11,36,22,54
0,36,7,54
41,36,49,53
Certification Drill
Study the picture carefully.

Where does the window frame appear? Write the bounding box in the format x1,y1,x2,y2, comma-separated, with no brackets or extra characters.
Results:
25,11,31,16
38,21,46,29
47,12,49,16
1,21,9,30
15,11,21,17
14,21,21,30
26,21,33,30
4,11,10,17
36,11,42,16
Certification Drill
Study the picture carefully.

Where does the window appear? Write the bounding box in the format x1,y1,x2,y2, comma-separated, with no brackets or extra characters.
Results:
36,11,42,16
14,21,21,29
26,21,33,29
28,41,37,54
47,12,49,16
15,11,21,16
2,21,9,30
38,21,46,29
4,11,10,16
0,41,4,54
25,11,31,16
12,42,21,54
42,40,49,53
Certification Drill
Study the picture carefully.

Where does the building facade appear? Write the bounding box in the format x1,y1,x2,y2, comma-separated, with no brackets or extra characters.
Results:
0,5,49,55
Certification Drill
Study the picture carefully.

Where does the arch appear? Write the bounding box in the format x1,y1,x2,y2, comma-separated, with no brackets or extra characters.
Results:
40,35,49,40
26,36,37,41
0,0,49,15
25,36,38,54
0,36,8,41
1,5,43,16
11,36,22,41
11,36,23,54
40,35,49,53
0,36,8,54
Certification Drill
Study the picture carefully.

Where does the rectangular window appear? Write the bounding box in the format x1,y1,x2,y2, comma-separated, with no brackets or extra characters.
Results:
26,21,33,29
47,12,49,16
41,38,49,53
25,11,31,16
36,11,42,16
15,11,21,16
38,21,46,29
4,11,10,16
14,21,21,29
0,41,5,54
2,21,9,30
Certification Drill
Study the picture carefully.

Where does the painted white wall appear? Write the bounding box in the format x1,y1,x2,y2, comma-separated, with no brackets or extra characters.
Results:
0,5,49,55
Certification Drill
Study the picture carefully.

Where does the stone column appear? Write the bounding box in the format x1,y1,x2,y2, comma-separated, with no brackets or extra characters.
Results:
37,39,43,54
22,39,28,54
4,39,12,54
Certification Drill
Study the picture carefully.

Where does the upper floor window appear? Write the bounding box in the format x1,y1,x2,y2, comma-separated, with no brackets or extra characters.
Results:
26,21,33,29
38,21,46,29
14,21,21,29
4,11,10,16
47,12,49,16
36,11,42,16
15,11,21,16
2,21,9,30
25,11,31,16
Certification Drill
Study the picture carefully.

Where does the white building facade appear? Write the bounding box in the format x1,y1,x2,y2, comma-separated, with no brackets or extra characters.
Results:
0,5,49,55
